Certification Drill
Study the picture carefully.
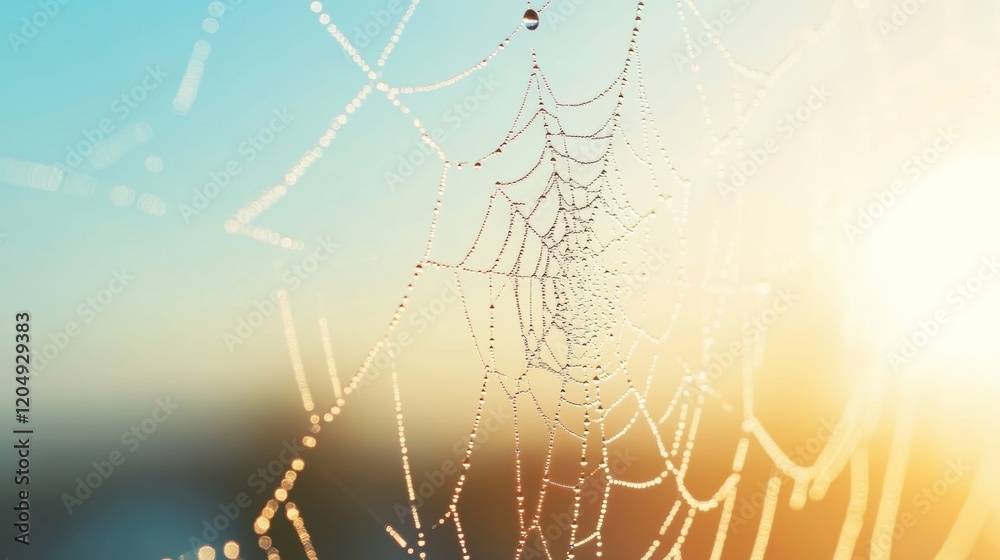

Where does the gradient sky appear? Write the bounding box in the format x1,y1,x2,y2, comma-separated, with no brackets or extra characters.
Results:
1,0,998,558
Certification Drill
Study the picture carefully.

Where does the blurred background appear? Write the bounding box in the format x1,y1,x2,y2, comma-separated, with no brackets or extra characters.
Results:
0,0,998,558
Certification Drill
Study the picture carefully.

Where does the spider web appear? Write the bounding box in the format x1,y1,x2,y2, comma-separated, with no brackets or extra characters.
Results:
173,1,992,559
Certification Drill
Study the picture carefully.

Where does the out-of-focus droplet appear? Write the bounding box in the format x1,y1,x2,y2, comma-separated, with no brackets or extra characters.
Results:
202,18,220,33
207,1,225,17
110,185,135,207
145,155,163,173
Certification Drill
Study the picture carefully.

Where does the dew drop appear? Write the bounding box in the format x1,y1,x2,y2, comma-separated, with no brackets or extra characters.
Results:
523,9,539,30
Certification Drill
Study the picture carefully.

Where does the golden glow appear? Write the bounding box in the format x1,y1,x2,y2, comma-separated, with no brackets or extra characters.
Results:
869,158,1000,363
223,1,998,558
223,541,240,559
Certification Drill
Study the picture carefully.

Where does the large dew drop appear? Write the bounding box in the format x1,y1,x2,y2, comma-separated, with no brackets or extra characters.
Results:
523,9,539,30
